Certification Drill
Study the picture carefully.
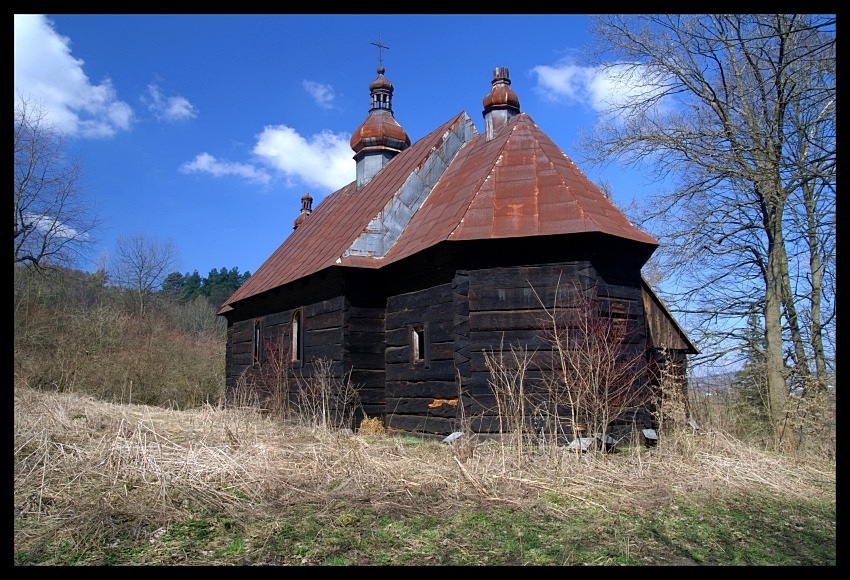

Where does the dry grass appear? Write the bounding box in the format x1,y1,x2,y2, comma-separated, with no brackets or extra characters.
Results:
14,384,835,564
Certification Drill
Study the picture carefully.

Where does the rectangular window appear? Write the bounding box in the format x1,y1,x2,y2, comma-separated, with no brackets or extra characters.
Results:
253,319,263,366
410,323,428,366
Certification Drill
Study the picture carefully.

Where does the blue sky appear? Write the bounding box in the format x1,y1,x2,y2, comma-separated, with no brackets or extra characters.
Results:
15,14,655,279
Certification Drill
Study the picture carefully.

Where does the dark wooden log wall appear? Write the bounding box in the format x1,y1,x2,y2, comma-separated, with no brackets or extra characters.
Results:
461,263,596,433
385,281,458,434
346,305,386,419
225,297,347,399
383,261,649,435
226,292,386,426
386,261,645,434
222,242,666,436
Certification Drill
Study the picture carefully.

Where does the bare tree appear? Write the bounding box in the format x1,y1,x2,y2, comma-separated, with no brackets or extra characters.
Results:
14,97,100,270
111,233,180,315
579,14,835,449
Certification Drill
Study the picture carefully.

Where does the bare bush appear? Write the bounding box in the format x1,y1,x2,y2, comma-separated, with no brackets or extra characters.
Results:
484,341,535,460
292,358,362,431
256,333,294,416
164,295,226,338
478,280,658,461
534,281,652,454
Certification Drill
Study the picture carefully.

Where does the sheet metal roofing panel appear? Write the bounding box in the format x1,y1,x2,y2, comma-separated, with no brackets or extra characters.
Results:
381,113,657,265
220,113,467,310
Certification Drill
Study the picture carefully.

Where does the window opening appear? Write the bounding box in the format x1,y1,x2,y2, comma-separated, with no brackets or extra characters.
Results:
412,324,425,363
253,319,263,366
291,310,302,363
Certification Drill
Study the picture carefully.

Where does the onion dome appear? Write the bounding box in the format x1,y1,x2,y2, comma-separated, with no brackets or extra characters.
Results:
482,67,520,141
350,66,411,155
482,66,520,112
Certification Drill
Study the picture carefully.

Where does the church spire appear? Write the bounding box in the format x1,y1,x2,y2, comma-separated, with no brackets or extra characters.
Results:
482,66,520,140
349,39,410,189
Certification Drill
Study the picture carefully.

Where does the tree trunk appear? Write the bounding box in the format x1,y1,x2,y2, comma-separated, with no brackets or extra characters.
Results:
764,201,789,450
804,180,829,393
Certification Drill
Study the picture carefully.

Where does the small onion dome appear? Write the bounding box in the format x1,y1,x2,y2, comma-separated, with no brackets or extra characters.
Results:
369,66,393,92
482,66,520,111
293,192,313,230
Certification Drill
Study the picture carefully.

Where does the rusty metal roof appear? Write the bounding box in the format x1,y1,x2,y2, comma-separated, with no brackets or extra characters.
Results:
220,110,658,313
378,113,658,265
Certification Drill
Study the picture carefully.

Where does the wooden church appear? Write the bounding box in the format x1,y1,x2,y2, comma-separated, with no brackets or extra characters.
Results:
218,63,697,435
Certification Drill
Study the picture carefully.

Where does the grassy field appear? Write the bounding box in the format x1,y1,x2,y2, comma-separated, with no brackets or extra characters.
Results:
14,385,835,566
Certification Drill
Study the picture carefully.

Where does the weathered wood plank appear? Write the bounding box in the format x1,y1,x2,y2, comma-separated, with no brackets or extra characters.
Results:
348,352,385,369
386,345,408,364
231,352,253,367
305,327,343,346
231,325,254,344
468,330,551,351
306,309,344,331
429,342,454,361
385,397,460,417
386,380,459,398
469,309,548,332
386,359,457,382
348,331,385,353
354,386,385,405
350,368,385,385
231,341,252,356
386,413,454,435
305,295,345,317
469,350,555,373
302,344,343,363
263,311,291,327
387,283,453,308
468,263,589,289
347,314,385,333
385,309,453,334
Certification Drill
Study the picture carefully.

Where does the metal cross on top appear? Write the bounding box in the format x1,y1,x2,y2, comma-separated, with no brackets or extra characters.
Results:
371,36,389,68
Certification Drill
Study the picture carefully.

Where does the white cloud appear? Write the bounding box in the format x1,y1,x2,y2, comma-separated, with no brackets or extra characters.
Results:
143,83,198,122
253,125,353,191
179,152,271,185
531,62,600,108
531,58,672,117
302,80,336,109
181,125,353,192
14,14,134,138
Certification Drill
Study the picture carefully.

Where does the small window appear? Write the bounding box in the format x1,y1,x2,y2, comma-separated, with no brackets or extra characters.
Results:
410,323,428,366
253,319,263,366
291,310,303,363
